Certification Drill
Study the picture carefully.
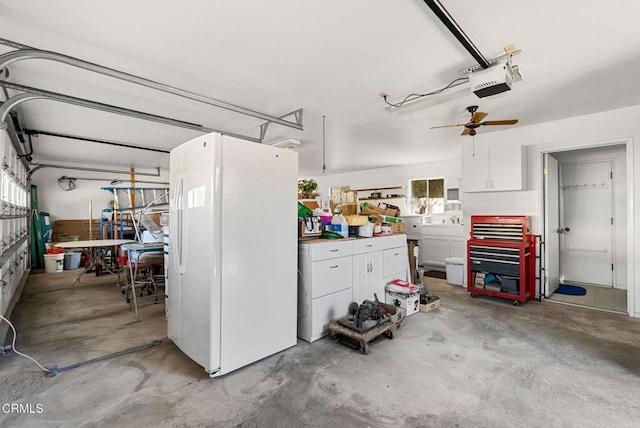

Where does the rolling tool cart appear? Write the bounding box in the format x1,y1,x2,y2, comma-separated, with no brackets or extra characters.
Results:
467,215,536,305
327,297,406,355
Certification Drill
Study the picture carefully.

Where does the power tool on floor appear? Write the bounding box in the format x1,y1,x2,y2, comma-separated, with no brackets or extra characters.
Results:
348,293,385,331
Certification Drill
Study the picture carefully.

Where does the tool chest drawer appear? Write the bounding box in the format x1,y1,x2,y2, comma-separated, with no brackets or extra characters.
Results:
470,215,530,242
469,245,524,275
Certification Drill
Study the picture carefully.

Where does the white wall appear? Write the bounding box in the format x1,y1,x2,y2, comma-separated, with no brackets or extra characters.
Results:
307,158,461,218
459,105,639,317
31,166,169,222
317,105,640,317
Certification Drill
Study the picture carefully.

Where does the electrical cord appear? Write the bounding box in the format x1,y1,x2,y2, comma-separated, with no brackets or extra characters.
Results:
297,268,309,317
382,77,469,108
0,313,167,377
0,313,50,373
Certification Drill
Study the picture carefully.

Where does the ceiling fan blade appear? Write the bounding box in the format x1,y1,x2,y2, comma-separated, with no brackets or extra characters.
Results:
461,128,472,136
482,119,519,126
430,123,465,129
471,112,488,123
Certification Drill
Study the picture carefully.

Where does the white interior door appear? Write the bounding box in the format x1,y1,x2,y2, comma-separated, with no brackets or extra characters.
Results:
544,154,560,297
560,161,613,286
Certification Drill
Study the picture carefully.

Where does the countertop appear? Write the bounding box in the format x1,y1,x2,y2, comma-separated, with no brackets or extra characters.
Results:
299,233,406,244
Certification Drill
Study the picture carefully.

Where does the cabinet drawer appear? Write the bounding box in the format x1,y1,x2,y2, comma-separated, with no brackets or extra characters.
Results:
304,240,353,261
383,247,407,276
311,288,353,340
352,238,382,254
311,257,353,298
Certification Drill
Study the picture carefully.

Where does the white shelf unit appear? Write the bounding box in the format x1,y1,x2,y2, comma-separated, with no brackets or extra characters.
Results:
297,234,408,343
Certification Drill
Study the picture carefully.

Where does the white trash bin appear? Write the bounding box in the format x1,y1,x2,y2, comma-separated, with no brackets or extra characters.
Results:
445,257,464,286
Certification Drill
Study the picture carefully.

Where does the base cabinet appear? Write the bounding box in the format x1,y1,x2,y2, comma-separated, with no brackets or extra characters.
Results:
420,225,465,270
298,234,408,342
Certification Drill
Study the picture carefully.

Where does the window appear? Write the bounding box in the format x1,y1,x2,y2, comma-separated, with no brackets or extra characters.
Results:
409,178,444,215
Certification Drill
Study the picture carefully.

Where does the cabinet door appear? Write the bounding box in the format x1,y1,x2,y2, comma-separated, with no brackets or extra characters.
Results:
448,238,466,258
461,147,490,192
422,236,449,267
368,251,383,302
311,256,352,298
352,253,370,304
383,247,407,278
489,144,523,191
310,288,353,341
352,252,383,303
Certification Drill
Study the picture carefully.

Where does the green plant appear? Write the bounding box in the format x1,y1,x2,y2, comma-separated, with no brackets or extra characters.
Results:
298,178,318,194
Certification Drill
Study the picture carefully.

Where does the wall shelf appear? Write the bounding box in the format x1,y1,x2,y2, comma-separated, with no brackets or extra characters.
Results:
354,186,404,192
359,195,405,201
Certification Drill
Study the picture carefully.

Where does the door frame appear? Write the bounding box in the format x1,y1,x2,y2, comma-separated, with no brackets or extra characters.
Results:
543,153,560,298
541,138,634,315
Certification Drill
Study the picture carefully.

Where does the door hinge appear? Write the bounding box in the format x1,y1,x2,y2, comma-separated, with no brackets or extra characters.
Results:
610,171,613,179
611,217,613,225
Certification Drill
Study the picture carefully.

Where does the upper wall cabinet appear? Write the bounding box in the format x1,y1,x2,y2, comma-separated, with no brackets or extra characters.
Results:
462,143,527,193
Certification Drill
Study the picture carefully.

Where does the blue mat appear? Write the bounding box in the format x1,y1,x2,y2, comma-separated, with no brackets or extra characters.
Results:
556,284,587,296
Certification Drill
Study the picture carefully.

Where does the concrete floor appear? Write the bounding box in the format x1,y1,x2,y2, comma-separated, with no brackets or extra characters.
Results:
2,268,640,427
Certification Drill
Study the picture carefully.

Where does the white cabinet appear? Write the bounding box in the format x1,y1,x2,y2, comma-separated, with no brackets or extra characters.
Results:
420,225,465,270
352,252,382,304
352,234,407,305
298,234,408,343
298,240,353,343
462,143,526,192
421,236,449,268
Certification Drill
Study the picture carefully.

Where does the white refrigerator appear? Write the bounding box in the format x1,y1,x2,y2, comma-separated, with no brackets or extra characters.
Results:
168,132,298,377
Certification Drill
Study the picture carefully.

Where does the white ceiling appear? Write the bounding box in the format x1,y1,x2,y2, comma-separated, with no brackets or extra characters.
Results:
1,0,640,177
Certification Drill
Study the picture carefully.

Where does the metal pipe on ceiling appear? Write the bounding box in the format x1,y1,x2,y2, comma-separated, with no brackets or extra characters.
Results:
0,40,304,131
0,82,262,143
422,0,490,69
25,129,170,154
28,164,161,179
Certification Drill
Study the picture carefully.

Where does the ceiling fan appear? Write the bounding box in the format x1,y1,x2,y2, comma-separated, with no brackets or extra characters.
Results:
431,106,518,136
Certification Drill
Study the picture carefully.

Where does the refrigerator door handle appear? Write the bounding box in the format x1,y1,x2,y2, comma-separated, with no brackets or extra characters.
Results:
177,177,185,274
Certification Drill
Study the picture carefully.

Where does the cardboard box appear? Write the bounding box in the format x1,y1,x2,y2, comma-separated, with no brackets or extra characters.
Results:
419,295,441,313
391,223,406,234
53,219,102,241
385,289,420,316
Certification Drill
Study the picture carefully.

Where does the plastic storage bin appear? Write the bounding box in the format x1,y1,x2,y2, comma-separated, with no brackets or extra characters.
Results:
64,251,82,270
445,257,464,286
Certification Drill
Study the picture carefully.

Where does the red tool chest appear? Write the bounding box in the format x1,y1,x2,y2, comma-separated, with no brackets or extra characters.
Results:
467,215,535,305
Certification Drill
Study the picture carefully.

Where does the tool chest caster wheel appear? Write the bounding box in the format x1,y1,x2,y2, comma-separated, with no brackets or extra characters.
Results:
470,293,477,298
512,300,521,306
385,330,394,339
328,330,338,340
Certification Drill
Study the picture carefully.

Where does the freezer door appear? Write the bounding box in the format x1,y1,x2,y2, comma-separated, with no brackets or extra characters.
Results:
168,133,222,374
218,135,298,375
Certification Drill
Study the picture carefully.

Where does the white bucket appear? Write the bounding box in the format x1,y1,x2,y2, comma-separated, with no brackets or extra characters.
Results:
44,253,65,273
